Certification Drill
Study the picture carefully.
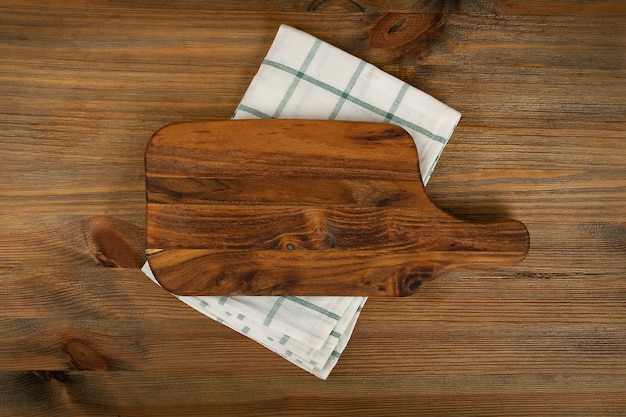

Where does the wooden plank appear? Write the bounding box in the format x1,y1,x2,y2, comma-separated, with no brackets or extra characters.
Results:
3,0,624,15
1,11,622,96
0,369,624,417
1,264,625,321
0,372,623,416
1,303,624,374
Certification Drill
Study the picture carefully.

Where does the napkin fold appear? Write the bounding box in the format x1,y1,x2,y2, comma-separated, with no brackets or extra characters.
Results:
142,24,461,379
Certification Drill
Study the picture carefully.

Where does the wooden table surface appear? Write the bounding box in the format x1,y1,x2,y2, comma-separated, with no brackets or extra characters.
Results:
1,1,624,416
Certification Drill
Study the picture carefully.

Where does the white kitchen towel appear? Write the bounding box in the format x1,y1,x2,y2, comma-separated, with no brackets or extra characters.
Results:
142,24,461,379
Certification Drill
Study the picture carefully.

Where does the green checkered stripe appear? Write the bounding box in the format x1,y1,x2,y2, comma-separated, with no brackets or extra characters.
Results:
235,41,448,147
195,294,350,367
216,295,341,326
196,297,345,366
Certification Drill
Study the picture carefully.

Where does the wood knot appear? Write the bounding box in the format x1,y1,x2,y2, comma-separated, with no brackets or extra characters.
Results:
399,266,435,296
369,13,443,50
63,339,109,371
307,0,365,12
82,216,144,268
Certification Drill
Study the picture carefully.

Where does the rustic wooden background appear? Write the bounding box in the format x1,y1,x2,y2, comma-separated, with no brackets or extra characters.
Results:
1,1,624,416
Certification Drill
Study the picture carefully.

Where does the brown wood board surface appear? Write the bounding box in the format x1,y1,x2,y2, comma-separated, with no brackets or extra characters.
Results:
145,120,529,296
0,1,625,416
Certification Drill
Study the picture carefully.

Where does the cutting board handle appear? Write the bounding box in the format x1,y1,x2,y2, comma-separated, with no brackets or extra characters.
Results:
398,216,529,295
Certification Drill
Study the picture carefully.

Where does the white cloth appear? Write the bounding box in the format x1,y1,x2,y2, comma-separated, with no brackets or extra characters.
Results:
142,24,461,379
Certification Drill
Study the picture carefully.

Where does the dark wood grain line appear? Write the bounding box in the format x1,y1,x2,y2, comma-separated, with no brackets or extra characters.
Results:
146,177,426,207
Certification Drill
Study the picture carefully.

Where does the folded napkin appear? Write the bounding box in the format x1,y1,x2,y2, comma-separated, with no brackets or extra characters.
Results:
142,24,461,379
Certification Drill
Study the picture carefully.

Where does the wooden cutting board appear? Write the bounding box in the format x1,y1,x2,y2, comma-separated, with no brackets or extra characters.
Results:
145,120,529,296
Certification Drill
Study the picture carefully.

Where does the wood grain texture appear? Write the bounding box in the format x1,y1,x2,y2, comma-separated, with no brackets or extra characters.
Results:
0,0,624,415
145,120,528,296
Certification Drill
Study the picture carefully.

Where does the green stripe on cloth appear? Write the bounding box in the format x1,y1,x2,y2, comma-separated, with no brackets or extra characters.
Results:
329,60,366,120
263,296,286,326
273,39,322,118
261,59,448,145
385,82,409,122
284,296,341,321
235,104,272,119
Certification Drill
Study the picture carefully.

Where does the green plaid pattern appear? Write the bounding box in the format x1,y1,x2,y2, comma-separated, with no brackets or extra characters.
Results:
246,58,447,145
143,24,460,380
